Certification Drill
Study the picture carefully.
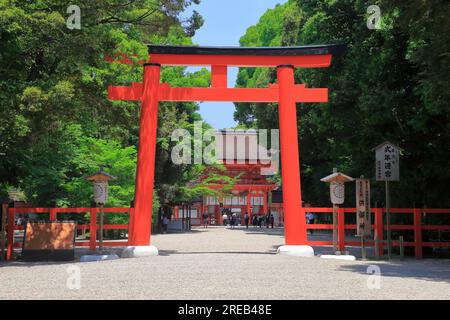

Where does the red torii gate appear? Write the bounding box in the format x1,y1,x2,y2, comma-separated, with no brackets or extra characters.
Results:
108,44,345,257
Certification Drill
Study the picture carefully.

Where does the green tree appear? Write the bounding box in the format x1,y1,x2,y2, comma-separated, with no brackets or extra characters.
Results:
0,0,210,209
234,0,450,208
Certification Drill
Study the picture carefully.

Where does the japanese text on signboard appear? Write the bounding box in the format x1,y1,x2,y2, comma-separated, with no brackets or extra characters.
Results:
356,179,371,237
375,143,400,181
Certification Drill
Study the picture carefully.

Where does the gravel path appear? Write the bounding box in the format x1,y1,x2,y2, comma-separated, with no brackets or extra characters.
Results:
1,226,450,300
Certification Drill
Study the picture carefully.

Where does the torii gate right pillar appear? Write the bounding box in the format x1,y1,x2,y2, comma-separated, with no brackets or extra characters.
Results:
277,65,306,245
276,65,314,257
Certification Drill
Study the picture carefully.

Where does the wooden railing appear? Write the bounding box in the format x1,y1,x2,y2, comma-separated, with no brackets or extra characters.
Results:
5,207,133,261
4,207,450,260
302,207,450,258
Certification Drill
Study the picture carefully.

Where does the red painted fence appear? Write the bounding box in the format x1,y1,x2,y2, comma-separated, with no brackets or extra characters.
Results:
6,207,133,261
4,207,450,260
303,207,450,258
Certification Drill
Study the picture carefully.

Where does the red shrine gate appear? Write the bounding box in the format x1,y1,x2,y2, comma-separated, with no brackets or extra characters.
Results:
108,45,345,251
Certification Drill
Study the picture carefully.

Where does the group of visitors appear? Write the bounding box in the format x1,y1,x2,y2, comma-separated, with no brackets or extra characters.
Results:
252,213,275,229
221,212,239,229
221,212,275,229
162,202,316,234
207,203,317,233
164,202,317,234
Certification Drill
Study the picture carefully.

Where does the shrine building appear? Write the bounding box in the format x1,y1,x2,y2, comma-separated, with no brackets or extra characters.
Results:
173,129,284,226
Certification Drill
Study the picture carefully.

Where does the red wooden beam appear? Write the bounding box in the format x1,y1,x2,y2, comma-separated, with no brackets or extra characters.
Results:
108,82,143,101
159,86,277,102
206,184,277,190
211,65,227,88
106,54,332,68
108,83,328,103
149,53,332,68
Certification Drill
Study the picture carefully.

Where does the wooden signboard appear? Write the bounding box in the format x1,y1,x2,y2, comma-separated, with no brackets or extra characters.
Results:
356,178,371,237
375,142,400,181
22,221,76,261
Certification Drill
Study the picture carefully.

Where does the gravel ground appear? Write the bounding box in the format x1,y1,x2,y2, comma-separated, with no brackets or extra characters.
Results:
1,226,450,300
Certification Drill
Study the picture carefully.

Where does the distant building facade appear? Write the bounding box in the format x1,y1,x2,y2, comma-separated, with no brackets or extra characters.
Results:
173,130,285,226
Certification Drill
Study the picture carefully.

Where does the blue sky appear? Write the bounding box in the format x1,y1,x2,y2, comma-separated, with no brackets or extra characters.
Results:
186,0,287,129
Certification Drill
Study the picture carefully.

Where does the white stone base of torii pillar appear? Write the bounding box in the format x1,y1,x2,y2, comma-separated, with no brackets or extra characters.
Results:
277,245,315,257
121,246,159,258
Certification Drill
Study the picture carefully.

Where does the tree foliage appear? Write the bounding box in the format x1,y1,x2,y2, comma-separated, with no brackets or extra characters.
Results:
235,0,450,207
0,0,209,209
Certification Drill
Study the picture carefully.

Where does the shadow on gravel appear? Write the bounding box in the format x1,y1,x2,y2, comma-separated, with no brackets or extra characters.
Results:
160,229,205,234
338,260,450,284
158,250,277,256
0,247,126,268
224,227,285,236
0,260,82,268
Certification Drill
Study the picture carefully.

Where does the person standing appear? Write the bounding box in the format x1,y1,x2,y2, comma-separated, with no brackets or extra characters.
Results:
244,212,249,229
305,203,315,235
162,216,169,234
230,213,236,229
222,212,228,226
252,214,258,227
203,213,209,228
270,212,275,229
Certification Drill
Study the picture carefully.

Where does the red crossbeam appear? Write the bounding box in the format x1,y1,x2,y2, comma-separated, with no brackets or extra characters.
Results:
108,83,328,103
106,53,332,68
108,82,143,101
150,53,332,68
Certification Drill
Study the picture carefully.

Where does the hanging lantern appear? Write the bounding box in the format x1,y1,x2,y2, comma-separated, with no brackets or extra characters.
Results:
320,169,354,205
86,171,117,204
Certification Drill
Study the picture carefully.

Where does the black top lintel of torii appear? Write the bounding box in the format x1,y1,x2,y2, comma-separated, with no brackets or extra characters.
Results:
147,44,346,56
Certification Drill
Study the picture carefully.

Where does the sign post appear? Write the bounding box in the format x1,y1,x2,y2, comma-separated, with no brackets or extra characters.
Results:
86,170,116,253
373,141,401,260
330,182,344,253
321,169,354,255
94,182,107,252
356,177,371,260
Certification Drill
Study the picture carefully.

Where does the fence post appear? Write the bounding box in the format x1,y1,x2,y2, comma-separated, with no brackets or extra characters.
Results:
49,208,57,221
375,208,384,258
1,203,8,261
399,236,404,260
89,207,97,252
6,207,15,261
128,207,134,245
414,208,423,259
338,207,345,252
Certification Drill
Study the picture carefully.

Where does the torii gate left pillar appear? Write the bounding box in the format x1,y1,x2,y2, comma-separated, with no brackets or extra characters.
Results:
131,63,160,247
108,44,345,258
